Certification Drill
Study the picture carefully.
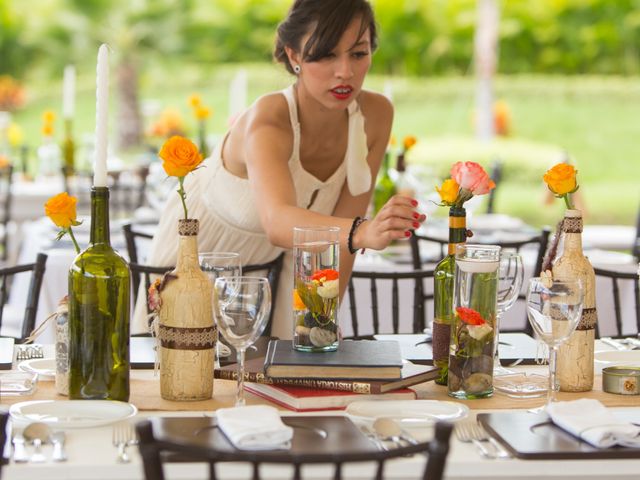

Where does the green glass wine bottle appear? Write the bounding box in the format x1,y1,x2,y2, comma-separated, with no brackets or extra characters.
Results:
62,119,75,178
373,151,396,214
432,206,466,385
68,186,131,401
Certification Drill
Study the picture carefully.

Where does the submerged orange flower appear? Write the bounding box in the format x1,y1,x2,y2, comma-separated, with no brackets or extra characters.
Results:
456,307,486,326
293,290,306,310
159,136,203,178
311,269,339,282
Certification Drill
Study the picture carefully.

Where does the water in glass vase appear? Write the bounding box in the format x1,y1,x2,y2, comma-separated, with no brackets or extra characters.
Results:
293,226,340,352
68,187,130,401
448,245,499,400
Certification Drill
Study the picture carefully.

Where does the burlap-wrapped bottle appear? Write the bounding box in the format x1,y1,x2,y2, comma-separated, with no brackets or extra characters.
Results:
159,219,216,401
553,209,596,392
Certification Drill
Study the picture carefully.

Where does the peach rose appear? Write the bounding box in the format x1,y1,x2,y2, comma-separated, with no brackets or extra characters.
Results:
45,192,77,228
450,161,495,195
159,136,203,178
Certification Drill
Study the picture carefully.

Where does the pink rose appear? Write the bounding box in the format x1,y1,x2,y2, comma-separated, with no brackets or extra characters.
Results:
450,162,495,195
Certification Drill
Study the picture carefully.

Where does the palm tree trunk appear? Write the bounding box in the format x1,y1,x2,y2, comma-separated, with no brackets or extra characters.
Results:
116,59,142,150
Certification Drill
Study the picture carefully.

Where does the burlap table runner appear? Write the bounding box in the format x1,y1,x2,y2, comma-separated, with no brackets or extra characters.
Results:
2,368,638,412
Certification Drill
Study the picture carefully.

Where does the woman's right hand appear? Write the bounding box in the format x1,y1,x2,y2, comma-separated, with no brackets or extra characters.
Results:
357,195,426,251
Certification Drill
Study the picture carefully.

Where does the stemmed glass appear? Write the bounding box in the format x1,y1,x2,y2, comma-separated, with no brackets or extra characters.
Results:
214,276,271,406
199,252,242,365
493,252,524,376
526,277,583,411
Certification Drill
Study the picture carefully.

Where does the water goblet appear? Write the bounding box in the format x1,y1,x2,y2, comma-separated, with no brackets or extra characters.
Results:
493,252,524,376
526,277,583,412
214,276,271,406
199,252,242,364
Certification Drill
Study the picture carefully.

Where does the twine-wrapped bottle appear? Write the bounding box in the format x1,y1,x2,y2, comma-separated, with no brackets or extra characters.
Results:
553,209,596,392
159,219,216,401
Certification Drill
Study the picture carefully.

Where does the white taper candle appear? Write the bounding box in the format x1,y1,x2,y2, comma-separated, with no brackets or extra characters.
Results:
93,44,109,187
63,65,75,119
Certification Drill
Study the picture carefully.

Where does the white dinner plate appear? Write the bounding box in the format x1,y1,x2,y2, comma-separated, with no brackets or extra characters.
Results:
595,349,640,367
10,400,137,428
346,400,469,425
18,357,56,380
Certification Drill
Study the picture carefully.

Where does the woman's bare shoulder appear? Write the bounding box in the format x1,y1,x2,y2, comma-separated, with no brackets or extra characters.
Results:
246,91,291,131
358,90,394,123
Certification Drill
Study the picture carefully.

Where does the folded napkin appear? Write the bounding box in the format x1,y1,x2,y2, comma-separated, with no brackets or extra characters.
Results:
548,399,640,449
217,405,293,450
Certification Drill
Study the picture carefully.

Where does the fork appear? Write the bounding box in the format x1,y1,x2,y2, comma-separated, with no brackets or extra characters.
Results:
16,344,44,361
455,422,496,459
112,422,138,463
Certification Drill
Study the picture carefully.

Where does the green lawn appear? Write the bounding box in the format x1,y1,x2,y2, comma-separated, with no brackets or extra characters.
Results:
8,63,640,227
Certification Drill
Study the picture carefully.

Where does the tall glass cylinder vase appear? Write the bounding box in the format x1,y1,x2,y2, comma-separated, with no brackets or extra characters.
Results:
293,226,340,352
68,187,131,401
448,244,500,399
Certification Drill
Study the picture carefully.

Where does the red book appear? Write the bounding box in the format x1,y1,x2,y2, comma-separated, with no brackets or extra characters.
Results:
244,383,416,412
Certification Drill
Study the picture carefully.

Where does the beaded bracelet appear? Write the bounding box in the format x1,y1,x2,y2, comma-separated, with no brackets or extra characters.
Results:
348,216,367,255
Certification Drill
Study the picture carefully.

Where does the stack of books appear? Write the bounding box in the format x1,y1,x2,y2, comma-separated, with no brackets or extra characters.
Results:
215,339,439,411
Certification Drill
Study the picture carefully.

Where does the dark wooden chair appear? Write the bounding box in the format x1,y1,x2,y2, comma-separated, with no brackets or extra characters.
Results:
0,411,8,474
0,164,13,262
594,266,640,338
346,269,435,339
0,253,47,342
135,418,453,480
123,223,155,265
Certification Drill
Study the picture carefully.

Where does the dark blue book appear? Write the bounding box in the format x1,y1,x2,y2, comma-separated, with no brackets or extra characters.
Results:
264,340,403,380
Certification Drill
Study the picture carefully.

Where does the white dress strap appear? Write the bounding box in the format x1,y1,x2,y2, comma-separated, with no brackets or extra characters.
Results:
345,100,371,196
281,86,301,163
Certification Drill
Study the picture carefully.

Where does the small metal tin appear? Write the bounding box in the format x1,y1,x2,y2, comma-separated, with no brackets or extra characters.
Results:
602,366,640,395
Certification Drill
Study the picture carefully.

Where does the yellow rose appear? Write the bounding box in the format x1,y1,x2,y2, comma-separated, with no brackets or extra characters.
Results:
42,123,54,136
42,110,56,123
159,136,203,178
436,178,459,205
543,163,577,195
195,105,211,120
403,135,417,151
45,192,77,228
7,123,24,146
188,94,202,108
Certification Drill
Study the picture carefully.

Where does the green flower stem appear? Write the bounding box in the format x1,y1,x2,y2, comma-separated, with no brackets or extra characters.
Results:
177,176,188,220
563,193,574,210
67,227,81,254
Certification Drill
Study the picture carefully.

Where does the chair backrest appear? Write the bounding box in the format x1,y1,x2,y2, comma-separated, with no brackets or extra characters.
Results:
243,253,285,337
594,267,640,337
0,411,8,477
135,419,453,480
633,201,640,261
123,223,155,266
347,269,435,338
486,160,503,214
0,165,13,262
0,253,47,342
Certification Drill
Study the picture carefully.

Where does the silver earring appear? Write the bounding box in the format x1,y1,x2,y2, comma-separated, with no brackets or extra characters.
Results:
293,64,301,74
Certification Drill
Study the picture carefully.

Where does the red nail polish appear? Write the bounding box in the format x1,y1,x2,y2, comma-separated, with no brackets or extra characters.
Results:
412,221,419,228
404,231,411,237
411,200,418,207
413,212,419,219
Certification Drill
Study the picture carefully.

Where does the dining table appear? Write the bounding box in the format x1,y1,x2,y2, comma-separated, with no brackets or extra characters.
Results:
1,340,640,480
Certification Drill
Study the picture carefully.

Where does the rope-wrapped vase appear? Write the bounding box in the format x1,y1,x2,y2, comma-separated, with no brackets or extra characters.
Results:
159,219,216,401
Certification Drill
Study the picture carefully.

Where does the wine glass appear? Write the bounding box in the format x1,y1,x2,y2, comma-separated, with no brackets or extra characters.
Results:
199,252,242,365
214,276,271,406
526,277,583,411
493,252,524,376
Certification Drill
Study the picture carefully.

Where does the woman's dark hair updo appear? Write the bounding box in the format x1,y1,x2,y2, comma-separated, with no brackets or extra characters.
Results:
274,0,378,74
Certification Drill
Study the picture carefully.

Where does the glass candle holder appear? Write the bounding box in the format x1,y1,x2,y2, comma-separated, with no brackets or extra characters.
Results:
293,226,340,352
448,244,501,399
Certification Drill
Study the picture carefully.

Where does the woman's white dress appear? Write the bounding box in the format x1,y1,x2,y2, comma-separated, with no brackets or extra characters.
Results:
137,85,370,339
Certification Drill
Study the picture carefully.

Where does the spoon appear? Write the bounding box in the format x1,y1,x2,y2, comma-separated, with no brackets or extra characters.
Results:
372,418,418,447
23,422,52,463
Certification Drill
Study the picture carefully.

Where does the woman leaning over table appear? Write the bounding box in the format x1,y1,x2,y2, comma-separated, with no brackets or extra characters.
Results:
138,0,427,338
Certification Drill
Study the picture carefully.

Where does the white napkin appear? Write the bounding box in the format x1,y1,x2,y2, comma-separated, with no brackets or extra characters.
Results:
548,399,640,448
216,405,293,450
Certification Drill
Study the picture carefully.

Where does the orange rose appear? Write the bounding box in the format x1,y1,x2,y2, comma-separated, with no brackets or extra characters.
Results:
0,155,10,169
403,135,417,151
159,136,203,178
543,163,577,196
45,192,77,228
